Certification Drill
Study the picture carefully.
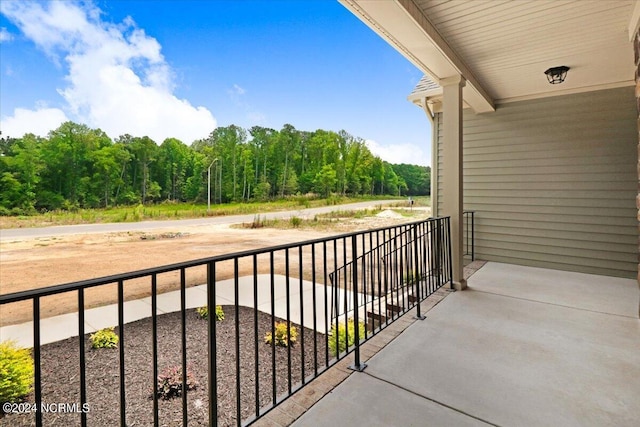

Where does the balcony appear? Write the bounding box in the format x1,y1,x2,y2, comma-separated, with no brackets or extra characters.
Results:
2,216,638,426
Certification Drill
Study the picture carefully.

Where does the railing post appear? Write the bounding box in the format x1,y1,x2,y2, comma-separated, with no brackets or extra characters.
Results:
463,210,476,261
78,289,87,427
118,280,126,427
471,211,475,261
151,274,159,427
431,218,441,281
179,269,188,427
33,297,42,427
348,234,366,372
207,261,218,427
414,223,426,320
446,218,454,290
235,258,243,426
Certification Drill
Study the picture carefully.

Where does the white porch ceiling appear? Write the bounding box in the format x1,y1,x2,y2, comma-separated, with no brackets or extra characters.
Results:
341,0,637,112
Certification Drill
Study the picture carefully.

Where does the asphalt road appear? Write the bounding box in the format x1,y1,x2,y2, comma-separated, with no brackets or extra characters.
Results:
0,200,404,241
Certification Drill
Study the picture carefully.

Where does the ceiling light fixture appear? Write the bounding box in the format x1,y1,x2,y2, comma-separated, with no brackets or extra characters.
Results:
544,66,570,84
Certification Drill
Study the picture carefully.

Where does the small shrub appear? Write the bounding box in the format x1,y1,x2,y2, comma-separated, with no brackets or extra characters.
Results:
290,216,302,228
250,214,264,228
329,319,366,356
325,195,341,206
9,207,26,216
295,197,311,208
265,322,298,347
90,327,119,349
196,305,224,321
0,341,34,404
156,366,198,400
404,270,416,284
132,204,143,221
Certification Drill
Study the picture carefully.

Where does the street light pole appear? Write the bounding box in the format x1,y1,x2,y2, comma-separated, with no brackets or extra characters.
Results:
207,158,218,212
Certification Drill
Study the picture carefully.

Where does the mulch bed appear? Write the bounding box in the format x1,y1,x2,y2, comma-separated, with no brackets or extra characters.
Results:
2,306,327,426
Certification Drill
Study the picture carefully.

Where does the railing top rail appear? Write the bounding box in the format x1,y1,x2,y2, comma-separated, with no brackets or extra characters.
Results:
0,216,450,304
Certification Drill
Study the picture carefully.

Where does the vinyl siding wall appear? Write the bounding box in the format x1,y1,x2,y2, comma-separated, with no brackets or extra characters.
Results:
435,87,637,278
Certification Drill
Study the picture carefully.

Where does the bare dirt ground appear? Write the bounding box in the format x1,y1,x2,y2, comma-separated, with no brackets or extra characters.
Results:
0,210,429,326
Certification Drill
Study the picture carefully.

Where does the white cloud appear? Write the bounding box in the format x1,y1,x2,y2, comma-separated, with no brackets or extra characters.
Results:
1,107,68,138
230,84,246,96
0,27,13,42
365,139,430,166
0,0,216,143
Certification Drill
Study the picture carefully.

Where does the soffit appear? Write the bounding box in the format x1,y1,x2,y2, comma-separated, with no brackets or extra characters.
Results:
342,0,636,110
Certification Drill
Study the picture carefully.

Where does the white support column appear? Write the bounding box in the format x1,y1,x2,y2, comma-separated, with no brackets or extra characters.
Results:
440,75,466,290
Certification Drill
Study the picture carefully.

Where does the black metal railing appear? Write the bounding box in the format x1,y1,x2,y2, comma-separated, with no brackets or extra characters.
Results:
0,217,452,427
328,219,451,327
463,210,475,261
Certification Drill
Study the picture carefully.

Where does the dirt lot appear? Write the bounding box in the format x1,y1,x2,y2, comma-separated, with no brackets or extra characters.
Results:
0,211,428,326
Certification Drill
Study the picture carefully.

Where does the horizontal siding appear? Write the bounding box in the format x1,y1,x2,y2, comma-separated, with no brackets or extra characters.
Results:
473,233,636,258
475,248,634,279
464,197,633,210
436,87,637,278
475,217,634,235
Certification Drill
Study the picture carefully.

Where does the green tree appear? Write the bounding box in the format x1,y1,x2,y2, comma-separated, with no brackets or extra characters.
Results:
202,125,247,202
0,120,429,215
276,124,302,197
155,138,191,201
183,150,207,201
126,136,159,204
0,172,23,213
2,134,44,212
253,180,271,201
39,122,111,209
92,144,130,207
392,163,431,195
239,145,255,201
314,164,337,197
382,162,402,196
371,157,385,195
249,126,276,190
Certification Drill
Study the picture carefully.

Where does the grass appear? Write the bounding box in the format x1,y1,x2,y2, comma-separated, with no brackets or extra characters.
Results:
385,195,431,208
0,195,409,229
315,207,383,219
237,200,431,231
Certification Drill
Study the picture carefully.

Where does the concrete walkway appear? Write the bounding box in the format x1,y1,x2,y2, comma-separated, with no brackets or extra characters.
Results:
290,262,640,427
0,275,368,348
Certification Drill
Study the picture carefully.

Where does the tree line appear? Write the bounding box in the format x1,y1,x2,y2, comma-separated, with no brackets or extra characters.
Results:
0,121,430,214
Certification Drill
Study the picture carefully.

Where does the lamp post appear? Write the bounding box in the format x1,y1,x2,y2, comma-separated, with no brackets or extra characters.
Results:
207,158,218,212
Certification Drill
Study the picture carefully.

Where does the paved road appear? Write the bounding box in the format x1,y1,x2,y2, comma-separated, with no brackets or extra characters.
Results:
0,200,404,241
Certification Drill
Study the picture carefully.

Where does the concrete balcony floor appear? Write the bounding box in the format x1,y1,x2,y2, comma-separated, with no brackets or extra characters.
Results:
289,262,640,427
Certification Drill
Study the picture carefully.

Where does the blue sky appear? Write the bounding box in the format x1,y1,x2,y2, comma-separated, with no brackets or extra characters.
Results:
0,0,431,166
